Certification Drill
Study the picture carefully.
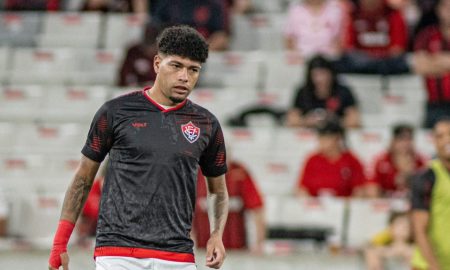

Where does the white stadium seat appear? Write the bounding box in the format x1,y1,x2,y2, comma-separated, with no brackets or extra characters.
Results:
0,85,44,121
0,46,10,84
38,13,101,48
103,14,147,49
9,48,75,85
0,12,42,47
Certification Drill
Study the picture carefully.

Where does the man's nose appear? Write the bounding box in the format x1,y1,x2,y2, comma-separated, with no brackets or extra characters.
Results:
178,68,188,82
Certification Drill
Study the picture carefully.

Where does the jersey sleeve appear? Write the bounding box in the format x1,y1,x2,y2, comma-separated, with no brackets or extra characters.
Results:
298,156,315,191
340,85,357,109
199,119,227,177
350,154,367,188
240,167,264,209
411,168,435,211
81,102,114,162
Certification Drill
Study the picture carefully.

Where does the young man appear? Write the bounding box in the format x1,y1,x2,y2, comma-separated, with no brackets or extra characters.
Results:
48,25,229,270
411,116,450,270
297,121,367,197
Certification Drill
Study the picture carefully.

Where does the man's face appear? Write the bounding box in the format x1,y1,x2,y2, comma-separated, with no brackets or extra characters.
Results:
438,0,450,27
433,121,450,162
154,54,202,104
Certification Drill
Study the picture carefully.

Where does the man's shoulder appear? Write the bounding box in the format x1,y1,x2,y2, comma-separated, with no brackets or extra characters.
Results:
187,99,220,122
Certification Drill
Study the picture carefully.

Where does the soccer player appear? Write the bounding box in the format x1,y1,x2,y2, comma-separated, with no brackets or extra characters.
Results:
411,116,450,270
48,25,229,270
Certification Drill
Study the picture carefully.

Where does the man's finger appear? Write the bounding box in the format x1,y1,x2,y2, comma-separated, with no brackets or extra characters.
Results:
205,245,214,262
61,253,69,270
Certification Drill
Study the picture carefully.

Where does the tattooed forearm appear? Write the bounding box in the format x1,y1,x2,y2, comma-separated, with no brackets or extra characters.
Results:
60,174,94,222
208,189,229,235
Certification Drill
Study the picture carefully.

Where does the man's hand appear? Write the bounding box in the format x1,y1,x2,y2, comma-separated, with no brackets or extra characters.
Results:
205,233,226,269
48,252,69,270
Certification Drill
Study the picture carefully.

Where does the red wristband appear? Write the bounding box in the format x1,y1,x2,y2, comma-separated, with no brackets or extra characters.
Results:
49,220,75,268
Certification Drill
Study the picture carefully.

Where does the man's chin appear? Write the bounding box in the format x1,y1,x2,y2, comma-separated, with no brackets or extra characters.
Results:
169,96,187,104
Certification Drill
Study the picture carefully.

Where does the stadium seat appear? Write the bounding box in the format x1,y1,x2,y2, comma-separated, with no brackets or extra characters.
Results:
189,87,259,123
201,51,263,89
0,12,42,47
261,51,305,107
415,129,435,159
0,122,16,153
43,85,110,122
9,48,75,85
346,199,392,248
38,12,101,48
340,74,384,115
278,197,346,246
0,85,45,122
347,128,390,166
70,49,123,85
103,14,147,49
252,0,284,13
0,46,10,84
13,123,86,154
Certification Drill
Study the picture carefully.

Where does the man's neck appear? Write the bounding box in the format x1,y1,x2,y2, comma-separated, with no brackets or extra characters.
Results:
147,84,175,107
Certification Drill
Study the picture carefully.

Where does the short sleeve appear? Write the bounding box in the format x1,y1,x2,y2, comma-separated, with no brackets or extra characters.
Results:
81,103,114,163
414,28,431,52
388,11,407,50
199,119,227,177
298,156,315,191
411,169,435,211
350,154,367,188
339,85,357,109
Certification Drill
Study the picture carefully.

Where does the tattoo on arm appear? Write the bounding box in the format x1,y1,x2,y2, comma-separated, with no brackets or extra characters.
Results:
60,174,94,222
207,177,229,235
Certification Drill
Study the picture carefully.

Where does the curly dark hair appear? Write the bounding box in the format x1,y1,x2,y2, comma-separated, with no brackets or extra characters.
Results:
156,25,209,63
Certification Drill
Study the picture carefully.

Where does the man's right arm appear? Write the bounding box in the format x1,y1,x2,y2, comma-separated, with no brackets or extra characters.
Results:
60,155,100,223
48,155,100,270
412,210,441,270
411,169,440,270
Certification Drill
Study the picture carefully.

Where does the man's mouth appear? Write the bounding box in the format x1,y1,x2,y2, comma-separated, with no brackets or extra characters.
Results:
174,86,188,91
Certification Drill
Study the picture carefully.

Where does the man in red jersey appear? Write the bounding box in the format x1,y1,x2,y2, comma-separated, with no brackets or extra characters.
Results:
297,121,367,197
367,124,425,198
414,0,450,128
193,160,265,253
48,25,229,270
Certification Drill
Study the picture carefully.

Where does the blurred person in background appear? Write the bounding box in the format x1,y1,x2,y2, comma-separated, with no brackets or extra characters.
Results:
367,124,426,198
0,184,8,237
3,0,60,10
193,157,265,254
286,55,360,129
365,211,413,270
117,23,159,87
297,121,367,197
411,116,450,270
152,0,229,51
82,0,147,13
336,0,409,74
413,0,450,128
284,0,346,59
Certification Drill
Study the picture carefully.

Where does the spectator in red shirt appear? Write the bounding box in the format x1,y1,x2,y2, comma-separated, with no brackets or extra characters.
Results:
297,121,367,197
367,124,426,198
193,160,265,253
335,0,411,74
413,0,450,128
117,23,159,87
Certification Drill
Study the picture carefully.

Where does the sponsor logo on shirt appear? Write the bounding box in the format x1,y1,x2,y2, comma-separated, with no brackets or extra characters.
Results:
181,121,200,143
132,122,148,128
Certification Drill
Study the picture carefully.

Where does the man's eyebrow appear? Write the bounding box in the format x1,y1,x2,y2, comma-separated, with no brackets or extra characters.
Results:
168,60,202,69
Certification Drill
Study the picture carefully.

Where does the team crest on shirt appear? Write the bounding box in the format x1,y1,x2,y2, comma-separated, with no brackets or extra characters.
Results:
181,121,200,143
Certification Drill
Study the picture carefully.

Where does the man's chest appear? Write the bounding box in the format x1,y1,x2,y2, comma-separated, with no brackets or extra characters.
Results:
112,111,212,160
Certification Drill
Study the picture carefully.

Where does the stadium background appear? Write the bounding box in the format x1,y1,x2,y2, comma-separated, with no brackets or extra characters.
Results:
0,0,436,269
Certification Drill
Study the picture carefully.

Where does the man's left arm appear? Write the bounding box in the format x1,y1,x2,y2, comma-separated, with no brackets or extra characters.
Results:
205,174,229,269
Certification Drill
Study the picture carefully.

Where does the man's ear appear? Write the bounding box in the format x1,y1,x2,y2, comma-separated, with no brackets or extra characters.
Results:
154,54,161,74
